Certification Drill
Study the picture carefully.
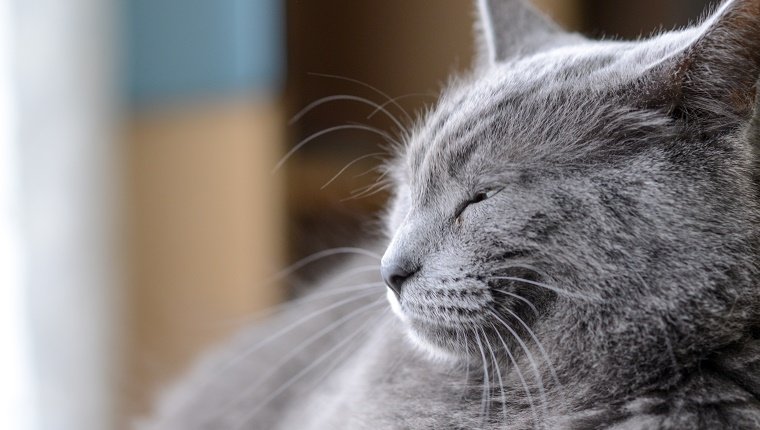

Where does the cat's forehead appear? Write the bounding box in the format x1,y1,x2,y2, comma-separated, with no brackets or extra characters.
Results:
404,66,597,186
403,31,697,189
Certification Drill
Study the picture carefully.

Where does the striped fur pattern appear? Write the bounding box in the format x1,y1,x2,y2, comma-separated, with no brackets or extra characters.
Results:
146,0,760,428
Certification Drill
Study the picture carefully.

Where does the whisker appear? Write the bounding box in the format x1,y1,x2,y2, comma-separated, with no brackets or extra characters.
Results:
352,163,384,179
482,326,508,425
499,306,565,408
462,347,472,399
490,322,539,428
307,308,392,391
236,288,381,357
289,94,406,131
326,264,381,286
218,299,386,418
452,327,473,397
207,289,382,382
212,282,385,329
492,289,540,316
272,124,399,173
344,173,392,201
348,179,391,199
179,287,384,417
491,275,601,302
278,282,384,311
342,182,393,202
366,92,437,120
263,247,381,285
350,175,390,195
489,309,549,422
307,72,413,123
474,328,491,423
321,152,386,189
233,310,386,429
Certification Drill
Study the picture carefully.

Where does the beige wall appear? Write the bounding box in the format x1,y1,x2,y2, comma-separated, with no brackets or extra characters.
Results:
124,100,285,421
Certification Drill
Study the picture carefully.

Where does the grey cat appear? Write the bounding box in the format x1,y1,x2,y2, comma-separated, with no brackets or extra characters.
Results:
145,0,760,428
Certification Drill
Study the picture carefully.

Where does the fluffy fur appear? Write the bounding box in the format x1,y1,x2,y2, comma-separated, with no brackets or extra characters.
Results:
146,0,760,428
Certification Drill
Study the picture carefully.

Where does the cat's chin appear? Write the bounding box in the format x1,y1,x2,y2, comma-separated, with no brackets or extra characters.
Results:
385,291,471,361
403,325,462,363
386,289,494,362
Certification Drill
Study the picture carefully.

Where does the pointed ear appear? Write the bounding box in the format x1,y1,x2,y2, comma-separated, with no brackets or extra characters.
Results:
475,0,570,66
643,0,760,129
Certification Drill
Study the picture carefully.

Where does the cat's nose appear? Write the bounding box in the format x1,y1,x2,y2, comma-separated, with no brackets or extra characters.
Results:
381,261,417,300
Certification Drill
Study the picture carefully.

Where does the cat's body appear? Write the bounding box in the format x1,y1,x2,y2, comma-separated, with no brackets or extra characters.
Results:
146,1,760,428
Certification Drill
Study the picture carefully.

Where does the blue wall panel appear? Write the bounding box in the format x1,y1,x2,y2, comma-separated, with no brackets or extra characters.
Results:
124,0,283,104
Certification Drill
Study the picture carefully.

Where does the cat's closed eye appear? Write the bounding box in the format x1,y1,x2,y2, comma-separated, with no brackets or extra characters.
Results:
455,187,502,220
474,188,502,203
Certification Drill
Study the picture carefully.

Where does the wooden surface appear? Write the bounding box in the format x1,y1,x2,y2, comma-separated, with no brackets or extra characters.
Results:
123,99,285,422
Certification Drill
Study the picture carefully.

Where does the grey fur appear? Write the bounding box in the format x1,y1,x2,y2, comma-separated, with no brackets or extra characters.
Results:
145,0,760,428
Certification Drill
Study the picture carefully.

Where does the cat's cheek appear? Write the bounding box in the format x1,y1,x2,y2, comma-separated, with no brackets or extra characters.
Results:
386,288,406,322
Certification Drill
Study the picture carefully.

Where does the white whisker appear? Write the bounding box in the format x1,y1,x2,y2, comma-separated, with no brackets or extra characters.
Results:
212,282,384,329
217,299,385,419
207,289,382,383
289,94,406,130
490,322,539,428
326,264,381,285
307,72,413,123
474,328,491,423
500,306,565,408
492,289,540,316
232,311,387,429
366,92,436,120
482,326,508,426
272,124,399,173
263,247,381,285
491,275,601,302
308,309,392,391
321,152,386,189
489,309,549,421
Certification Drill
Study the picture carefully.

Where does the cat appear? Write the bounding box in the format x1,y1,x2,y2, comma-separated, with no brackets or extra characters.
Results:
145,0,760,428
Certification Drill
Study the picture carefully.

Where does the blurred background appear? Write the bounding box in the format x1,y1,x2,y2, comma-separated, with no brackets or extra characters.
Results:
0,0,710,429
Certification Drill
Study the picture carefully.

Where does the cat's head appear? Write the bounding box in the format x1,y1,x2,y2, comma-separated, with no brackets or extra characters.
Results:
381,0,760,380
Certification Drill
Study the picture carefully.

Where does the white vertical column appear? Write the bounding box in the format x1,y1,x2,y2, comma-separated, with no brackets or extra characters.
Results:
0,1,36,429
14,0,121,429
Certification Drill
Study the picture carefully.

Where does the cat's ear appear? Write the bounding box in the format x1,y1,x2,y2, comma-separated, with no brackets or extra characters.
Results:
642,0,760,128
475,0,567,65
